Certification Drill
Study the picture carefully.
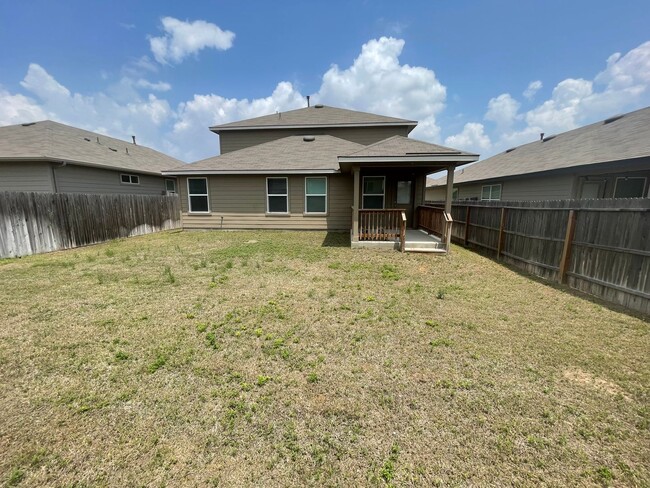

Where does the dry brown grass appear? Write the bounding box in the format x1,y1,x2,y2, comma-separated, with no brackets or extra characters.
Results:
0,230,648,487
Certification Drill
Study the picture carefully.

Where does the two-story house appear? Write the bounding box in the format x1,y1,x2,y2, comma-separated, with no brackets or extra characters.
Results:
163,104,478,252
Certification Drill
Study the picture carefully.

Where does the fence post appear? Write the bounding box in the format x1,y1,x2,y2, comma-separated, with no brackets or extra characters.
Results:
558,210,577,284
497,207,507,260
464,205,471,246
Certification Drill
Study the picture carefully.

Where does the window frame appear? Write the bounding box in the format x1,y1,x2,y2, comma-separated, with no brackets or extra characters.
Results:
187,177,210,214
165,178,177,194
266,177,289,214
362,176,385,209
613,176,647,198
120,173,140,185
304,177,328,215
481,184,502,201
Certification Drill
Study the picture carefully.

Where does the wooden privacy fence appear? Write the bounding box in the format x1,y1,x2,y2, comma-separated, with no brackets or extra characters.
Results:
0,192,181,258
425,199,650,315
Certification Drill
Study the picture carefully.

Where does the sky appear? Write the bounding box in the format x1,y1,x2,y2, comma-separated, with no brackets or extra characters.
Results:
1,0,650,163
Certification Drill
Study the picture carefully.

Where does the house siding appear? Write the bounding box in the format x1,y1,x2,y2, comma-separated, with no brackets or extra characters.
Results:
0,161,54,192
219,126,409,153
426,174,575,201
179,174,353,230
55,165,169,195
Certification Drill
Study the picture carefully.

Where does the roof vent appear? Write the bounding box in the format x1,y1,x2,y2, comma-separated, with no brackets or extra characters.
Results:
542,135,556,142
303,135,316,142
604,114,624,124
84,137,91,142
505,147,516,153
314,104,324,108
21,122,36,127
108,147,117,152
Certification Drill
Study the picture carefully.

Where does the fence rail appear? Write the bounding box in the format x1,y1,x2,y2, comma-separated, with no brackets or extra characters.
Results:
424,199,650,315
0,192,181,258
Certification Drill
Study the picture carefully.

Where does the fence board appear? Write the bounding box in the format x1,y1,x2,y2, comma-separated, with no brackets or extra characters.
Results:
0,192,181,258
426,198,650,315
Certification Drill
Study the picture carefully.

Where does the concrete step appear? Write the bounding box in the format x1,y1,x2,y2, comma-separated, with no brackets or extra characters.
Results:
404,240,445,250
404,247,447,253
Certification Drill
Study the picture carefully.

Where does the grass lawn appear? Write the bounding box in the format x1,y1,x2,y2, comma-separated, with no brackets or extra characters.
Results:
0,230,648,487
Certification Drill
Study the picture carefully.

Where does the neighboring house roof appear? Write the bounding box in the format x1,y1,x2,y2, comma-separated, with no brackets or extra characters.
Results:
427,105,650,188
164,135,366,175
210,105,417,132
0,120,183,175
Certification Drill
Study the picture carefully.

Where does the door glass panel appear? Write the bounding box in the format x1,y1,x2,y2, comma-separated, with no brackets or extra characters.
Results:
581,181,601,199
396,181,412,204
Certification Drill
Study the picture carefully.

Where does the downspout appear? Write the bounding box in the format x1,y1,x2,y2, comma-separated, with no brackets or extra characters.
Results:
51,161,66,193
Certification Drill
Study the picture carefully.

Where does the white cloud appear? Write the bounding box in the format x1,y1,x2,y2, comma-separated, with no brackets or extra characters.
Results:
135,79,172,92
444,122,491,154
485,93,520,129
0,88,47,126
317,37,446,141
20,63,70,101
149,17,235,65
523,80,542,100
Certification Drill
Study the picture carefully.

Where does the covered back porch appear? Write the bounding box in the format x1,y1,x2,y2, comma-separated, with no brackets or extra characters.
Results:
338,137,478,253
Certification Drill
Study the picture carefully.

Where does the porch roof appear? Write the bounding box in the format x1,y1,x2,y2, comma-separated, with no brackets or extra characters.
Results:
338,135,478,172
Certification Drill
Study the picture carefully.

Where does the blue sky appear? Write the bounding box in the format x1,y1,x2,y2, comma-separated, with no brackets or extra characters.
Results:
1,0,649,162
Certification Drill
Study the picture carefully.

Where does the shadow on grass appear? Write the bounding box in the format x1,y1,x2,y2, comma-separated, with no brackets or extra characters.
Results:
453,242,649,321
321,232,350,248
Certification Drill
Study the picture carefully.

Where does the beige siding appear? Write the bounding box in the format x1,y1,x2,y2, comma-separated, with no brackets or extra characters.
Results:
0,161,54,192
179,174,353,230
55,165,168,195
219,126,409,153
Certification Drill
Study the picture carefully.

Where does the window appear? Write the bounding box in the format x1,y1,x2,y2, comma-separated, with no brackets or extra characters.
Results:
614,177,646,198
165,179,177,194
120,173,140,185
452,187,459,201
187,177,209,213
481,184,502,201
396,180,412,205
267,177,288,213
362,176,385,209
305,177,327,214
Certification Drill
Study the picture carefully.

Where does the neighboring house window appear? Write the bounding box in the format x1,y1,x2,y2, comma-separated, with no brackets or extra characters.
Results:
120,174,140,185
614,177,646,198
481,184,501,201
452,187,459,201
267,177,289,213
165,179,177,194
187,177,209,213
305,177,327,214
362,176,385,209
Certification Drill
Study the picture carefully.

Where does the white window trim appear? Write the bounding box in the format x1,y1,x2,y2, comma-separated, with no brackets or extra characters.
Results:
613,176,647,198
304,177,328,215
120,173,140,185
187,177,210,213
481,184,502,201
362,176,385,209
266,177,289,214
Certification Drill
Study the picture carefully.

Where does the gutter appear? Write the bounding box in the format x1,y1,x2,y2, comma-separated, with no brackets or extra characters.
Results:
163,169,341,176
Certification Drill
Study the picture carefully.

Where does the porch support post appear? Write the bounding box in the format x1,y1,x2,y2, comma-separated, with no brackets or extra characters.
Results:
351,166,360,242
445,165,454,214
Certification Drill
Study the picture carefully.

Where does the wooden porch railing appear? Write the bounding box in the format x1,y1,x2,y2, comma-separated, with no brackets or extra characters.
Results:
417,205,453,250
359,209,407,252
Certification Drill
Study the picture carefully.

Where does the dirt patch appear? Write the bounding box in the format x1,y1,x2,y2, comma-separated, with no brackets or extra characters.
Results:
563,368,630,400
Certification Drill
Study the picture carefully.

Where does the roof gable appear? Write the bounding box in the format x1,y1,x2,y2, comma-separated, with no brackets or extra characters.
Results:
210,105,417,132
0,120,183,174
346,135,477,158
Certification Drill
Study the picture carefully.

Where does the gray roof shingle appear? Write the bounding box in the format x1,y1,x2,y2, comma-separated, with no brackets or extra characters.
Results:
346,135,478,158
0,120,183,174
210,105,417,131
427,106,650,187
166,135,366,173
